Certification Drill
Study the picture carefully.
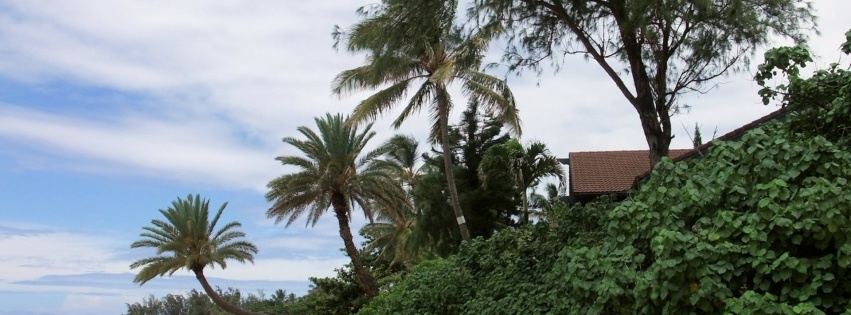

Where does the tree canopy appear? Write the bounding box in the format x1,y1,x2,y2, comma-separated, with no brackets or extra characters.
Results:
472,0,816,165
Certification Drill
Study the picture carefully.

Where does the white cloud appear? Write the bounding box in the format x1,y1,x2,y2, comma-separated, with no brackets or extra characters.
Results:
0,0,847,188
0,104,278,191
0,221,350,291
0,227,125,282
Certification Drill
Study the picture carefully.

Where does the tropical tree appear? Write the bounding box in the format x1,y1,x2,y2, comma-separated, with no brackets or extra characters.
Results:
377,134,423,190
528,182,563,229
412,102,519,253
332,0,521,243
479,139,565,224
361,134,425,267
472,0,815,166
265,113,406,298
129,194,263,315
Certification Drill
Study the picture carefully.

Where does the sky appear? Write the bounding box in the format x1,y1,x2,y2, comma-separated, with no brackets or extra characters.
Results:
0,1,848,314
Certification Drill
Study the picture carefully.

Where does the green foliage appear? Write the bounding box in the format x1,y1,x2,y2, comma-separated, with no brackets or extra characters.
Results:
130,194,258,284
125,289,302,315
357,37,851,314
129,195,263,315
358,259,474,315
478,138,565,225
756,32,851,149
411,101,519,255
293,237,408,315
357,200,613,315
265,113,406,228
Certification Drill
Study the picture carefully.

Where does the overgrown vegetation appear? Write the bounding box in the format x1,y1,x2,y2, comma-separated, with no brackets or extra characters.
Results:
125,288,301,315
357,34,851,314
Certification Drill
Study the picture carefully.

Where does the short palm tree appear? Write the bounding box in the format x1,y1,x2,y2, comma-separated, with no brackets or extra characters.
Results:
377,134,423,191
333,0,521,242
129,194,263,315
529,182,564,229
266,113,406,298
479,139,565,224
361,134,427,267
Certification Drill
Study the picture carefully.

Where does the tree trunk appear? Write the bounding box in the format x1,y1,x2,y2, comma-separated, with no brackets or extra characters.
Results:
437,95,473,243
330,192,379,297
637,103,670,169
610,3,671,168
193,268,267,315
521,191,529,225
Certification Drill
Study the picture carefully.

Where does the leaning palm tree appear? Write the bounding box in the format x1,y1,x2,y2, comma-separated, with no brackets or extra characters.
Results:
479,139,565,224
333,0,521,242
266,113,406,298
129,194,263,315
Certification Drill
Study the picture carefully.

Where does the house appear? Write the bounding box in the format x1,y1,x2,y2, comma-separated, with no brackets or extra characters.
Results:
564,149,692,204
562,108,788,204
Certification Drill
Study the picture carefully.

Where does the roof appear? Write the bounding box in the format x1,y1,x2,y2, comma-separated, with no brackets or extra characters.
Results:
567,108,788,197
629,107,788,186
569,149,692,195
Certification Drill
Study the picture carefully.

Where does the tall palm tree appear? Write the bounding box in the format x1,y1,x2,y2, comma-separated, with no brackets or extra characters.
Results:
479,139,565,224
265,113,406,298
129,194,263,315
333,0,521,242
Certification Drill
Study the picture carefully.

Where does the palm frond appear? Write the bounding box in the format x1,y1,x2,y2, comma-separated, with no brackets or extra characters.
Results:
349,79,413,127
129,195,257,286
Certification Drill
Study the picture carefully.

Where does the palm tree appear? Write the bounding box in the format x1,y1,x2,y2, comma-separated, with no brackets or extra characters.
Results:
377,134,423,191
361,134,427,267
265,113,406,298
333,0,521,242
479,139,565,224
529,183,564,229
361,200,421,268
129,194,263,315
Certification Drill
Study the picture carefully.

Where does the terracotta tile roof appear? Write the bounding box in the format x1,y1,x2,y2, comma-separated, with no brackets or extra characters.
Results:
567,108,787,197
569,149,693,195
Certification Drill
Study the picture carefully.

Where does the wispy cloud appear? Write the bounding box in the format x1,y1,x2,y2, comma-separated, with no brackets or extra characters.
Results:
0,104,278,191
0,220,351,315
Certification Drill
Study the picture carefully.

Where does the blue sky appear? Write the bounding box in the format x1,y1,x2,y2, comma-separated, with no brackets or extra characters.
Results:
0,1,848,314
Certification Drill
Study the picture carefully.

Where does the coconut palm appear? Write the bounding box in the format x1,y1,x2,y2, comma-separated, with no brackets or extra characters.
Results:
377,134,423,191
529,182,564,229
333,0,521,242
129,194,263,315
479,139,565,225
265,113,406,298
361,199,421,268
361,134,428,267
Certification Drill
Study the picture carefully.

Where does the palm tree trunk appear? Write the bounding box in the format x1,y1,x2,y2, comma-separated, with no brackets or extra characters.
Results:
193,268,266,315
331,192,379,297
438,97,472,243
521,191,529,225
